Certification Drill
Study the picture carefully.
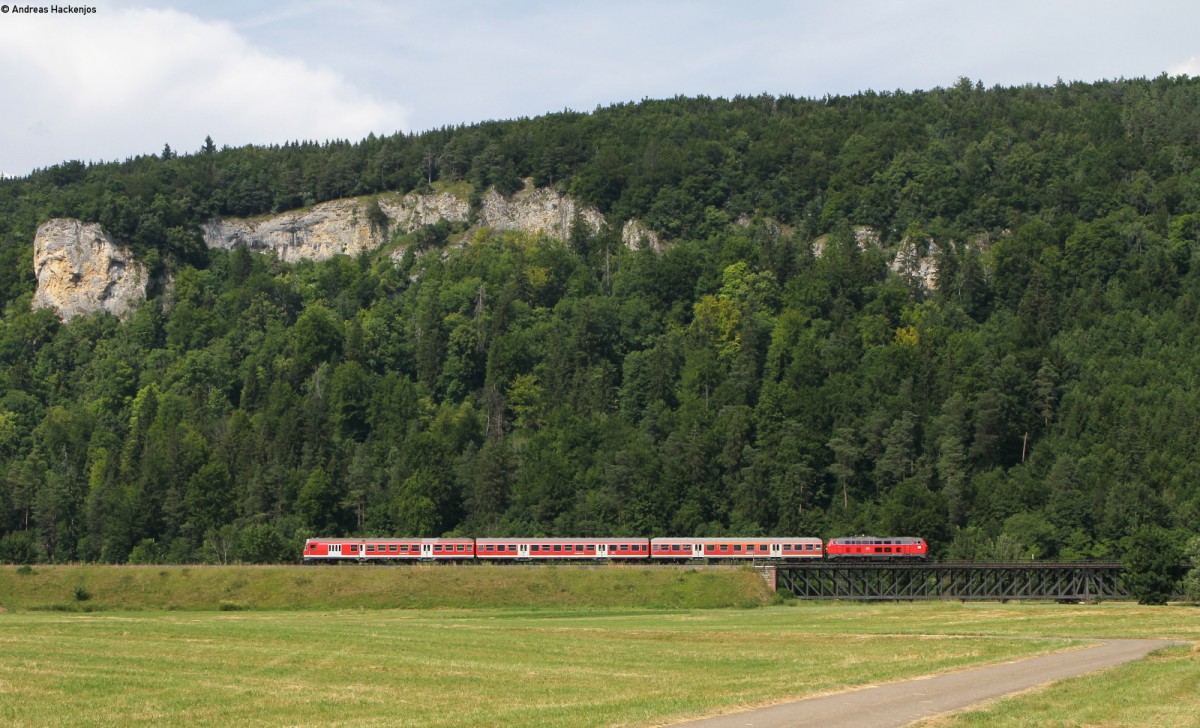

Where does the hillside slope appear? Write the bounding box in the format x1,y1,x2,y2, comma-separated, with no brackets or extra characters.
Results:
1,77,1199,564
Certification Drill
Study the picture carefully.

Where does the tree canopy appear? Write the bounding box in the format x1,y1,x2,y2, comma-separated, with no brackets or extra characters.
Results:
1,77,1200,564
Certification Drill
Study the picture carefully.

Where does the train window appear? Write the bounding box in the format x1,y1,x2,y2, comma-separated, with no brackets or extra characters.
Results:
884,547,892,553
457,545,465,552
367,545,375,552
734,545,742,552
672,545,681,552
586,545,595,552
553,545,561,552
720,544,729,552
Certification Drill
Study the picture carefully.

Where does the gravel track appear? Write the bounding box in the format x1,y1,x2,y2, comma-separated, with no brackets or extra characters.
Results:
671,639,1180,728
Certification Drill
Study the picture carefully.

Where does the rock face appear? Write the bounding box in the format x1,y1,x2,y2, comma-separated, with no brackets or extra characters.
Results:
621,219,664,252
32,219,147,321
478,187,605,240
33,186,667,320
202,185,610,263
811,226,945,291
201,197,393,264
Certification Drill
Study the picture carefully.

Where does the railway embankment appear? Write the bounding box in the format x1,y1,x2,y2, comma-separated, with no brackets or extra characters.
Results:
0,563,774,612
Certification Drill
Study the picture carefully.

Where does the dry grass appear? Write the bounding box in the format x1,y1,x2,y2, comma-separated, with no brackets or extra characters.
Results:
912,643,1200,728
0,607,1075,728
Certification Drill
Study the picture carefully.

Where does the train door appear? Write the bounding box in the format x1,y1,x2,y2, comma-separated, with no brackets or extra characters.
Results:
518,543,530,559
693,543,705,559
420,543,433,559
596,544,608,558
330,544,342,558
770,543,782,559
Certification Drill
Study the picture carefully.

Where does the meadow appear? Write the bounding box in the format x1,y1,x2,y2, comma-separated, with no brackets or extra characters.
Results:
1,566,1197,727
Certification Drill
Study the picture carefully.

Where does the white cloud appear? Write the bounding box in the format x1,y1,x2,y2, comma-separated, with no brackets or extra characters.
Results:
1169,57,1200,77
0,7,407,175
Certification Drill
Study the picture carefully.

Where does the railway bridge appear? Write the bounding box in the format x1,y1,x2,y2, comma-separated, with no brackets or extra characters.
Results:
764,561,1128,601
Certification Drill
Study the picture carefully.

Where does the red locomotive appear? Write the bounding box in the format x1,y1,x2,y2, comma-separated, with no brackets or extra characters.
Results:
824,536,927,559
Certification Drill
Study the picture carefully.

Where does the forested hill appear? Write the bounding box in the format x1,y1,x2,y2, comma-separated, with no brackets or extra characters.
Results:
2,76,1200,564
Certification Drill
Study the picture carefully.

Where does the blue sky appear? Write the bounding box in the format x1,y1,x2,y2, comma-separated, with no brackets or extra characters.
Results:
1,0,1198,176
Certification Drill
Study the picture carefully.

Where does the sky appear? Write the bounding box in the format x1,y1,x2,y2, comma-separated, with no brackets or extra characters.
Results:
1,0,1198,177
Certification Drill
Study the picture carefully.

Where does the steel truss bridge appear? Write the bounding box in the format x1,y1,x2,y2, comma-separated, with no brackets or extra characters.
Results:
767,561,1128,601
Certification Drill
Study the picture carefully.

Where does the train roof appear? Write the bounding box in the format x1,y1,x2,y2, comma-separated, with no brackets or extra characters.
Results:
305,537,474,544
474,537,648,544
826,536,925,544
651,536,822,543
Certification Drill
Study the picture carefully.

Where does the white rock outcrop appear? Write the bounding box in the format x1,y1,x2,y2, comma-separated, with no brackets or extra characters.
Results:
621,219,664,251
890,237,941,289
812,225,944,291
201,198,390,264
32,219,147,321
202,186,611,262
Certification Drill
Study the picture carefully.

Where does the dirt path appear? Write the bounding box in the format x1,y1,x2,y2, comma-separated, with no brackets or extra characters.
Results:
671,639,1178,728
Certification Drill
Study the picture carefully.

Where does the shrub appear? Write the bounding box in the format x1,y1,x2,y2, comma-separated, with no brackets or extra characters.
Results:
1122,526,1185,605
0,531,38,564
128,538,162,565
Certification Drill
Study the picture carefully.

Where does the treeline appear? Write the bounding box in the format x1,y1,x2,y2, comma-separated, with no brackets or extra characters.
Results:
2,76,1200,564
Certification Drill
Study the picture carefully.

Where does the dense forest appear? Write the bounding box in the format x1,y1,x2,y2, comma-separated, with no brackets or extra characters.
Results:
2,76,1200,566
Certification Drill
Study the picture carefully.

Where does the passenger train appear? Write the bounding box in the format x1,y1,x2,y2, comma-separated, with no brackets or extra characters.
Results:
302,535,927,563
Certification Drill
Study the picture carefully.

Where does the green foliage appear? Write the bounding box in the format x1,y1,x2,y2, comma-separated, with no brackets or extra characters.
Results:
1184,536,1200,603
128,539,162,565
0,531,38,564
1122,526,1185,605
4,79,1200,562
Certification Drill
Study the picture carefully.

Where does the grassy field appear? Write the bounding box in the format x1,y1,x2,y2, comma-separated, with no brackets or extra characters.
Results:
2,566,1197,727
0,606,1080,728
914,642,1200,728
0,564,772,611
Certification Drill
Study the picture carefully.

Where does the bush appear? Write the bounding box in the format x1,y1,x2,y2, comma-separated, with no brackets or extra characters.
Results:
1122,526,1185,605
237,523,289,564
128,538,162,565
1184,536,1200,603
0,531,38,564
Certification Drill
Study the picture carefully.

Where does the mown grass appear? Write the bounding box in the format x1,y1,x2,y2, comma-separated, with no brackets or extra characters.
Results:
0,607,1077,728
913,643,1200,728
2,569,1198,727
0,564,771,612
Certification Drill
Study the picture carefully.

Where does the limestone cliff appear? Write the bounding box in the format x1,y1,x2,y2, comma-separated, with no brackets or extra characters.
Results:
201,197,396,264
32,186,667,320
811,226,945,291
202,185,615,262
32,219,147,321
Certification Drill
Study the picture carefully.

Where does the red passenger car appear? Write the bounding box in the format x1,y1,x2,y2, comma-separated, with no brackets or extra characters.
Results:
650,537,824,561
302,538,475,563
474,537,650,561
824,536,927,559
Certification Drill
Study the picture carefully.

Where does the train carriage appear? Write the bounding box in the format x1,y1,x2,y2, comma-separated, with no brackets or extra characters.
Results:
303,537,475,563
650,537,824,561
474,537,650,561
824,536,927,559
